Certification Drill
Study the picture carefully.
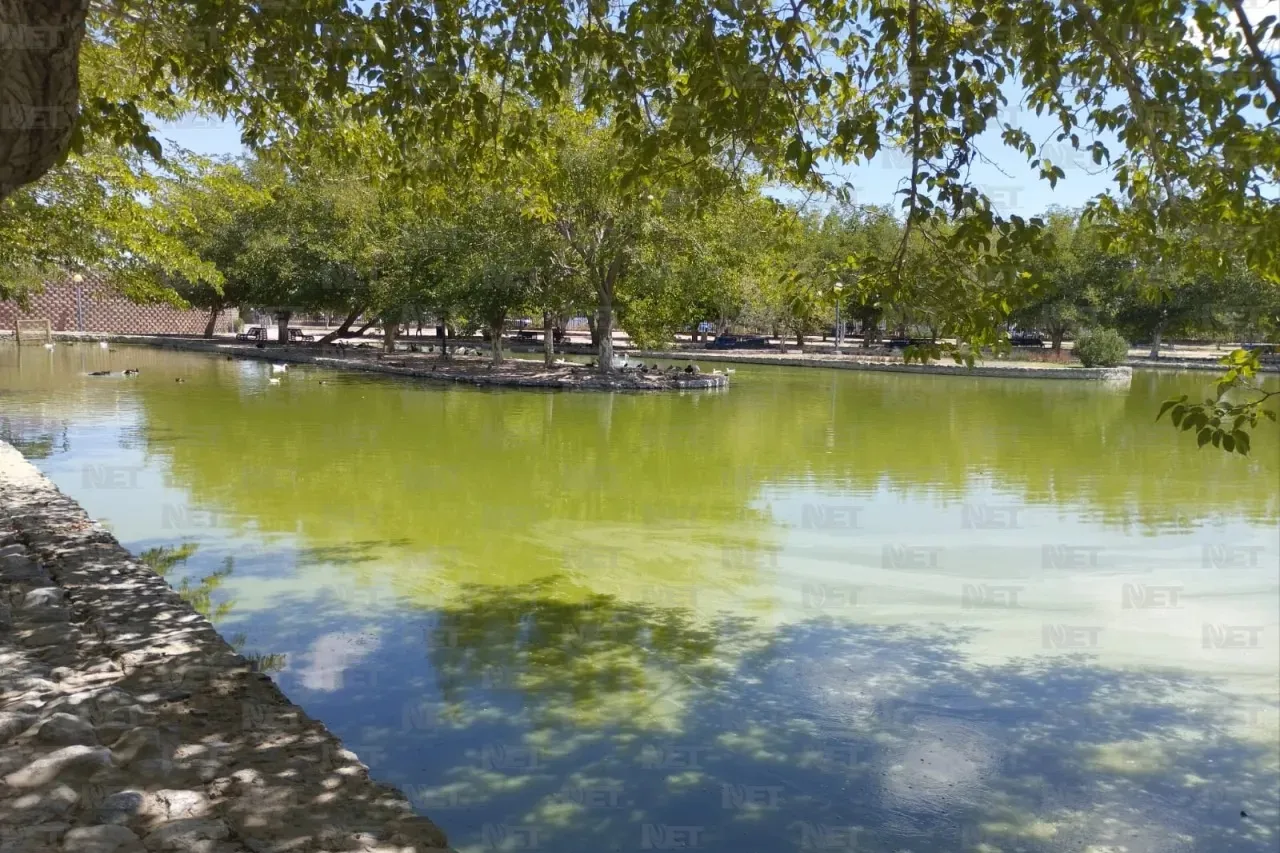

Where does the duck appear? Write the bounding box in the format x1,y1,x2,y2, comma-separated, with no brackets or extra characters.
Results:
43,342,55,350
268,377,281,385
99,341,109,349
318,380,329,386
88,370,111,377
270,363,287,373
174,378,186,383
225,355,233,361
725,368,736,375
255,342,266,350
123,368,139,376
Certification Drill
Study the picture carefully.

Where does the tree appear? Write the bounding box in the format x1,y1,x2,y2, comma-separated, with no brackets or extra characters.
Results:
1,144,217,304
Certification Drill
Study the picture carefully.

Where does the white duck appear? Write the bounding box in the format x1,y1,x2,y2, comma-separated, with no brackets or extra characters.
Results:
270,363,288,374
268,377,281,385
43,342,54,350
99,341,109,349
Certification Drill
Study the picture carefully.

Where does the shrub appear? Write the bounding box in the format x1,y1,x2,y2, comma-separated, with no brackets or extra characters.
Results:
1073,328,1129,367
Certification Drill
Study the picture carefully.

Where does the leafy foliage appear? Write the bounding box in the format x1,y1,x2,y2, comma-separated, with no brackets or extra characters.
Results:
1073,328,1129,368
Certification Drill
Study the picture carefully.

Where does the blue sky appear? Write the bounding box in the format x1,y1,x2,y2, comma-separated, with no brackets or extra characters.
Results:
155,95,1119,219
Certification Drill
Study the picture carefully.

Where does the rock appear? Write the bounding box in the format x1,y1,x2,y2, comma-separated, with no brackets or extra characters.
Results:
95,790,145,826
33,713,99,747
22,587,67,609
0,821,68,853
141,818,229,852
3,745,114,788
0,543,26,558
139,789,211,822
0,711,37,744
62,825,144,853
5,782,80,822
110,728,168,766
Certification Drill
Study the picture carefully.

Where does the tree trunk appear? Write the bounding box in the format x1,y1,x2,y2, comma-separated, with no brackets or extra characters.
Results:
276,311,292,344
489,321,505,365
1149,325,1163,358
439,314,450,361
318,305,363,344
1051,329,1065,352
588,314,600,349
596,293,615,373
0,0,88,202
543,312,554,367
383,320,399,353
203,304,221,339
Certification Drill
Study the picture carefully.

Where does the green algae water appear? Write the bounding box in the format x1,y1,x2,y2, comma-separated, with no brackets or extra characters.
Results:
2,341,1277,853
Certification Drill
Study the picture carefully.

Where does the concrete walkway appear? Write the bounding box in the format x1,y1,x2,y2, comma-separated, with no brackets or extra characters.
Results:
0,442,452,853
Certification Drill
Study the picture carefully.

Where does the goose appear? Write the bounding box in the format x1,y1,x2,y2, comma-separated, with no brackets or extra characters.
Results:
99,341,109,349
270,363,287,374
43,342,55,350
268,377,281,385
725,368,736,375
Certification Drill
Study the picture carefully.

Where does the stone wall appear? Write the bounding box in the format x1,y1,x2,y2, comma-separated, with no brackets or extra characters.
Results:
0,278,236,337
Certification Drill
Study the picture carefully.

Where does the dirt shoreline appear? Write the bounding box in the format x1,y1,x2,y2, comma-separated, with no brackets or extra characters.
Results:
0,441,453,852
11,334,730,392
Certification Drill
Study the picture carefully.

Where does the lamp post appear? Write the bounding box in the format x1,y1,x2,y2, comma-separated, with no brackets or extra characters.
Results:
833,281,844,355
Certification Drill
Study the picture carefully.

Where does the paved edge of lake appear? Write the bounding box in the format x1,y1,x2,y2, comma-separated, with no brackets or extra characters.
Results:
10,333,730,392
0,440,454,853
630,350,1136,381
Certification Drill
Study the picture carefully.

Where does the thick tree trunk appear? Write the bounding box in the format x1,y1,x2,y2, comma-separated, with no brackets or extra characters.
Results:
1149,325,1163,359
596,294,615,374
275,311,292,344
588,315,600,349
318,305,363,344
383,320,399,352
1051,329,1065,352
0,0,88,202
543,312,554,366
489,320,505,364
203,304,221,339
795,330,805,353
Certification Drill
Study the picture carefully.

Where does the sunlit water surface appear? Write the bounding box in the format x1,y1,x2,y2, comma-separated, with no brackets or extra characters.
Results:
2,342,1278,853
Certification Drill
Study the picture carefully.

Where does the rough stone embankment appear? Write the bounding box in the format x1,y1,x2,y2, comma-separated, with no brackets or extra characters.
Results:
0,442,451,852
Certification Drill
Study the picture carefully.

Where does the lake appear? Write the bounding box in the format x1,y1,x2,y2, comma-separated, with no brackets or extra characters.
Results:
1,341,1277,852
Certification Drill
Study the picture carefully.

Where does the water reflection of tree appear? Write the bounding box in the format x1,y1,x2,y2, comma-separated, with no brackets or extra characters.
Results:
138,543,286,674
0,419,68,459
424,578,744,728
375,584,1280,853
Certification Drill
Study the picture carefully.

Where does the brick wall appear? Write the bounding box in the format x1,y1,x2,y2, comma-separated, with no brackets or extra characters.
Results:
0,277,236,336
